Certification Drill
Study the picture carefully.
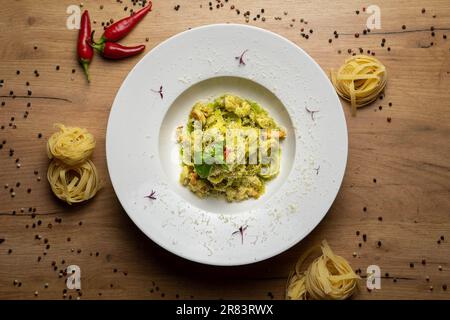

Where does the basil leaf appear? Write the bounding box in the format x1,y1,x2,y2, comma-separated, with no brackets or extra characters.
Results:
194,163,212,178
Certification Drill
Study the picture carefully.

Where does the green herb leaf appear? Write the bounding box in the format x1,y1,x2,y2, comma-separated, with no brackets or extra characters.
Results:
194,163,212,178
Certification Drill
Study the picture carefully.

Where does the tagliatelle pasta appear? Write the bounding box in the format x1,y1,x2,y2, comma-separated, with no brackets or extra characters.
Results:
47,159,101,205
286,240,360,300
47,123,96,166
331,55,387,116
46,124,101,204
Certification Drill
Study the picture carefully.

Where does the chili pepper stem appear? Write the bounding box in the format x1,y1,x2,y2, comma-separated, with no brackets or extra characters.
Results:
80,60,90,83
92,35,107,45
89,31,105,53
90,42,105,54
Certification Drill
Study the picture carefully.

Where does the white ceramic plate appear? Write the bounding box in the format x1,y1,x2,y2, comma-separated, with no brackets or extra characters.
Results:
106,24,347,266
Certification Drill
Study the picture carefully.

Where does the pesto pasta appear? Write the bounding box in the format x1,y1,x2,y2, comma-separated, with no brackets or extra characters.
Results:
178,94,286,202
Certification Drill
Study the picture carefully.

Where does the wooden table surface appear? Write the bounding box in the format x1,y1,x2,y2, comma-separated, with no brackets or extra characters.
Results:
1,0,449,300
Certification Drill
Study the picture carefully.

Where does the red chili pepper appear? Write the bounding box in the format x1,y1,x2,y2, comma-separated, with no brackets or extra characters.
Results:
100,2,152,43
90,35,145,60
77,10,93,82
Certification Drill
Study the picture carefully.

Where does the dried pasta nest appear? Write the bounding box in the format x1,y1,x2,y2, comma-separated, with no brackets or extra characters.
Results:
286,240,360,300
331,55,387,116
47,159,101,205
47,123,96,166
46,124,101,204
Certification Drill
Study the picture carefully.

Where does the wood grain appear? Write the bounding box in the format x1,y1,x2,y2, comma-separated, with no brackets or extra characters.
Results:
1,0,449,300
